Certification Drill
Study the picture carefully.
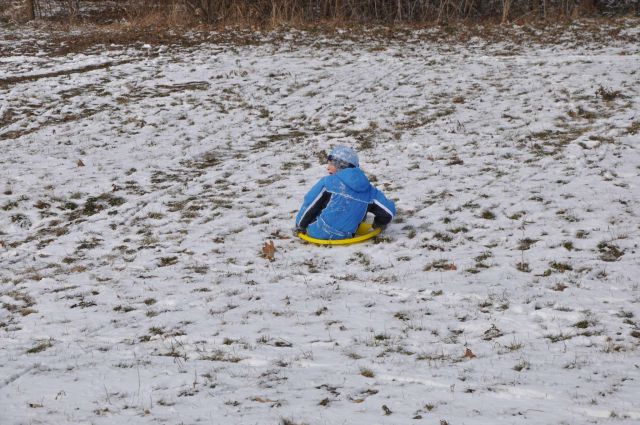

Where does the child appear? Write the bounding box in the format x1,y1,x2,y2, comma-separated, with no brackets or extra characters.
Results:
295,145,396,240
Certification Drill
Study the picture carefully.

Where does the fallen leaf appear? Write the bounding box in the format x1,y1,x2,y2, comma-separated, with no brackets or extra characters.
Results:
382,404,393,415
464,348,476,358
77,159,85,167
261,240,276,261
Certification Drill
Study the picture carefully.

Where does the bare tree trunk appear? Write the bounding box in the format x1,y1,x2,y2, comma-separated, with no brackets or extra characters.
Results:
501,0,511,23
26,0,36,20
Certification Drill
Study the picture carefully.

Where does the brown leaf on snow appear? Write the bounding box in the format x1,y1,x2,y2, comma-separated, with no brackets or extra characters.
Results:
77,159,85,167
464,348,476,358
261,240,276,261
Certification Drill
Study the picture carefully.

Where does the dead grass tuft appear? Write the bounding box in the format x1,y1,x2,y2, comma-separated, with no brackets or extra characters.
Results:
26,339,53,354
595,85,623,101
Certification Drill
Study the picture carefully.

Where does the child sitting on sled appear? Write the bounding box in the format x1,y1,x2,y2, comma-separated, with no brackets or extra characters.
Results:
295,145,396,240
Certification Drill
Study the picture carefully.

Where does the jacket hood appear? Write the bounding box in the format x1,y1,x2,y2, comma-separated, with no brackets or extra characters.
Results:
336,168,370,192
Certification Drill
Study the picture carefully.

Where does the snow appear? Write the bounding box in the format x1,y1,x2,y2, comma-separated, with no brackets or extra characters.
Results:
1,21,640,425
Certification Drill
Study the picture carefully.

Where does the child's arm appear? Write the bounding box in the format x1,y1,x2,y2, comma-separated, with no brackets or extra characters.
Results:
368,187,396,228
295,178,332,230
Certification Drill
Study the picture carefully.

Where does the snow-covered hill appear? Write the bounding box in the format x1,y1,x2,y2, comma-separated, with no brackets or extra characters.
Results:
1,22,639,425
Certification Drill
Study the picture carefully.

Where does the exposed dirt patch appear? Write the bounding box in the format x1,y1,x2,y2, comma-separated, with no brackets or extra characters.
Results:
0,59,134,90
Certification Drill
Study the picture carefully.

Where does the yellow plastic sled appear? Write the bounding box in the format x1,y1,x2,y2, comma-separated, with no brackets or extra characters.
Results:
298,222,381,245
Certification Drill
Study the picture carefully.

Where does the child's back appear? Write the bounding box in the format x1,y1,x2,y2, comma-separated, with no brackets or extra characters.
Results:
296,146,396,240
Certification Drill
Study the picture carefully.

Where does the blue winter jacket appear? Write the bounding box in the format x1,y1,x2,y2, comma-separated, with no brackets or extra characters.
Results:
295,168,396,240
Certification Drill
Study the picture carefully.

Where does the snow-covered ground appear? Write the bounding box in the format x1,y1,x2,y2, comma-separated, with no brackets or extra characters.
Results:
1,21,639,425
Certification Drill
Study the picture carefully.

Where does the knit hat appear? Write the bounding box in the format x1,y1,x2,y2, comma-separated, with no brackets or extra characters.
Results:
328,145,359,168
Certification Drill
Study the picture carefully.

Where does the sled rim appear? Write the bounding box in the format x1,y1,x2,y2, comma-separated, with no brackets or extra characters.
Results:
298,223,381,245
